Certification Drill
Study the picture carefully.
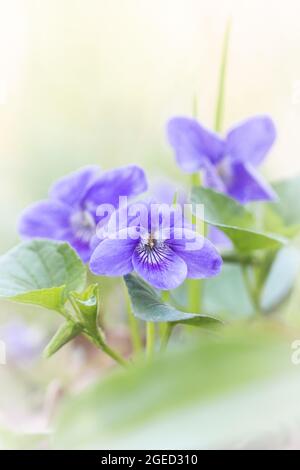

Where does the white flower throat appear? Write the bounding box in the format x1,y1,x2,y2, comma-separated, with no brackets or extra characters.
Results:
216,157,233,184
137,232,170,267
71,210,96,243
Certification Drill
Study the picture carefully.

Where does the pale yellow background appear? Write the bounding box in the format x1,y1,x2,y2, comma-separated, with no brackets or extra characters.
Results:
0,0,300,251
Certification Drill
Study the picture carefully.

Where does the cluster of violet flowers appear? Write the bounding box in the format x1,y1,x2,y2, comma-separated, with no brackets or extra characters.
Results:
0,21,282,368
18,115,276,292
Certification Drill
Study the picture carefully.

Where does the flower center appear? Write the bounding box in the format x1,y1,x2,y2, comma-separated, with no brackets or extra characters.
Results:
145,232,157,249
136,232,171,268
70,210,96,243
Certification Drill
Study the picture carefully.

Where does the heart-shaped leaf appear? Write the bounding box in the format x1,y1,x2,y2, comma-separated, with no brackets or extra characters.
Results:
260,246,300,311
191,187,286,253
124,274,221,326
272,176,300,227
0,239,86,311
192,186,254,228
219,226,285,252
261,204,300,238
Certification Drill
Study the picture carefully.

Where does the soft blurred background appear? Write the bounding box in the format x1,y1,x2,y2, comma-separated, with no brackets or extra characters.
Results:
1,0,300,252
1,0,300,449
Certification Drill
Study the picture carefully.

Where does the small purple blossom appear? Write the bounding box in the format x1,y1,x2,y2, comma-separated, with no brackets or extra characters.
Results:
18,165,148,261
0,321,44,364
167,115,277,204
90,202,222,290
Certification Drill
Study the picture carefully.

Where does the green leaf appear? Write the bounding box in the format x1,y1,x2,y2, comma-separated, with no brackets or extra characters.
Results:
192,186,254,228
260,246,300,311
203,263,253,319
261,204,300,238
53,325,297,449
124,274,221,326
14,286,66,310
0,239,86,310
43,321,83,358
191,186,286,253
220,226,285,252
272,175,300,226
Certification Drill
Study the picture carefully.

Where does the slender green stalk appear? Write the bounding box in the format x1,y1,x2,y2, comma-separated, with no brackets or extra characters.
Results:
161,290,170,303
127,307,142,355
191,172,201,187
214,21,264,317
100,342,128,368
159,291,173,350
190,165,202,311
124,281,142,355
172,191,178,205
242,265,261,315
214,19,231,133
146,322,156,358
160,323,174,351
189,173,203,313
189,21,231,319
188,279,202,313
89,331,128,368
188,220,203,311
191,95,201,188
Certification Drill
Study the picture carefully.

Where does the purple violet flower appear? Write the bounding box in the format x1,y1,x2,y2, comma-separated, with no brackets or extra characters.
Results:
0,321,44,364
167,115,277,204
18,165,148,262
89,202,222,290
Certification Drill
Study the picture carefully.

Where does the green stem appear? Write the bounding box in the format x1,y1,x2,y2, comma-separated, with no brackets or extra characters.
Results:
101,342,129,368
188,278,202,313
189,22,231,319
191,172,201,187
161,290,170,303
90,332,128,368
189,168,203,312
160,323,173,351
159,291,173,350
146,322,156,358
191,94,201,188
127,308,142,355
214,19,231,133
242,265,261,315
124,281,142,355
